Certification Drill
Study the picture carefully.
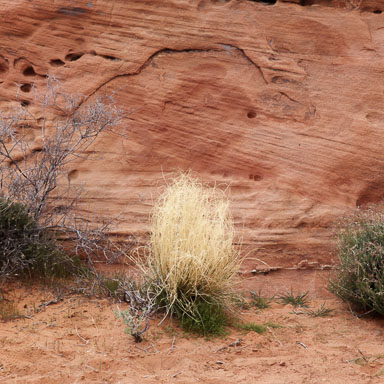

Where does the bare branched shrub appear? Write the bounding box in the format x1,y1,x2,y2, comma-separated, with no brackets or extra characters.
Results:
0,76,133,281
116,279,157,342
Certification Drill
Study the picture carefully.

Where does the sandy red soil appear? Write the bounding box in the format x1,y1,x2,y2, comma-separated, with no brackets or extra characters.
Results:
1,275,384,384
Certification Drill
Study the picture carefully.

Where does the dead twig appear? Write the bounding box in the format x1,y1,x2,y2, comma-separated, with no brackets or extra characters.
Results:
229,338,242,347
267,327,283,347
75,325,89,345
168,336,176,354
38,291,63,308
135,345,149,353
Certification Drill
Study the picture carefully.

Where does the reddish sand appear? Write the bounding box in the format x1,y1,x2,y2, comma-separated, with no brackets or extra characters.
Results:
1,275,384,384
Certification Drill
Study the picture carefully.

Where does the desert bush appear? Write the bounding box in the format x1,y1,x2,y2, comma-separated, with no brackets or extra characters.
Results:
146,173,240,335
0,198,37,277
0,197,80,279
329,207,384,315
0,76,133,282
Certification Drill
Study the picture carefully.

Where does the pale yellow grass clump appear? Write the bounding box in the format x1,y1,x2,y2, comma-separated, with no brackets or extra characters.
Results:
148,173,240,315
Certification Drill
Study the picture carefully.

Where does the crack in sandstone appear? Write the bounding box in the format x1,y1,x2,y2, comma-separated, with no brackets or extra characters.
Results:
81,44,268,105
217,43,268,84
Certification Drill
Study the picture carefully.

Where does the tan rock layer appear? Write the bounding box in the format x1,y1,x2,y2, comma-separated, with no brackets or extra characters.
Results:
0,0,383,268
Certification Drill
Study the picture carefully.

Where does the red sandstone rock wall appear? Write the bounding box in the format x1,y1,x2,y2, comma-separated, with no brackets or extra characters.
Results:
0,0,383,269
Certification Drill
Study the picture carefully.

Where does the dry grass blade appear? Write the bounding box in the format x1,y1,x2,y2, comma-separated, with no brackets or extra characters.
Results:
144,173,241,335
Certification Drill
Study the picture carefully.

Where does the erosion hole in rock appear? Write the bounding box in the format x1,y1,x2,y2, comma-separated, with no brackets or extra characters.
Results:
373,10,382,14
50,59,65,67
20,100,30,107
248,0,276,4
68,169,79,180
20,84,32,93
32,146,42,154
249,174,262,181
0,63,8,74
0,56,9,74
65,52,84,62
247,111,257,119
23,66,36,76
356,182,384,207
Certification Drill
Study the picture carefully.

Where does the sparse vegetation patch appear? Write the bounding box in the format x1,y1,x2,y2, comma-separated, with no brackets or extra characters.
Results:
277,289,309,307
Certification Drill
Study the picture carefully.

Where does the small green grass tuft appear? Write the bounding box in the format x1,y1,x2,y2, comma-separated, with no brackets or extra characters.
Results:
236,321,281,334
305,303,334,317
177,298,229,337
277,289,309,307
102,278,120,297
233,294,250,310
249,290,272,309
236,322,267,333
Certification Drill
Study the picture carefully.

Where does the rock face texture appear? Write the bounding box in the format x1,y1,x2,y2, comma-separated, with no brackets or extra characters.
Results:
0,0,383,269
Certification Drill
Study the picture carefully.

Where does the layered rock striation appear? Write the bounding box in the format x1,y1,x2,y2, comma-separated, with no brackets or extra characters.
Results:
0,0,383,269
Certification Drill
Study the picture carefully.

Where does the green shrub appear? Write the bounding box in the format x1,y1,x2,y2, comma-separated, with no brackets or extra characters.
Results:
0,198,80,279
0,198,38,276
146,173,241,335
177,298,228,336
329,207,384,315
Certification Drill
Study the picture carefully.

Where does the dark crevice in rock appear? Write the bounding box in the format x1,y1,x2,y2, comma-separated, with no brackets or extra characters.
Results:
101,54,122,62
218,43,268,84
23,66,36,76
31,147,42,154
286,0,383,14
88,51,122,61
0,55,9,74
68,169,79,180
50,59,65,67
248,0,276,4
20,84,32,93
299,0,315,5
80,44,268,107
65,52,84,62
